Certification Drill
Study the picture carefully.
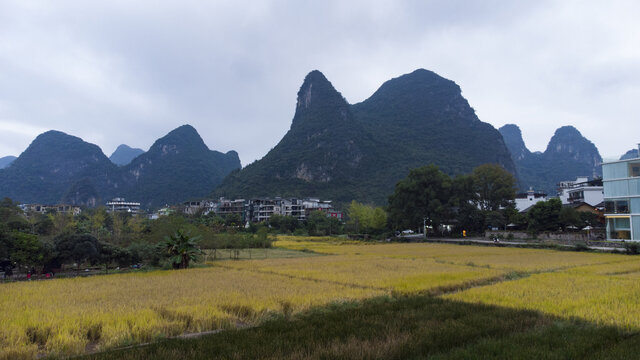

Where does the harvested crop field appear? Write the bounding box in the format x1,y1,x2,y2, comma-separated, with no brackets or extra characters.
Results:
2,236,639,359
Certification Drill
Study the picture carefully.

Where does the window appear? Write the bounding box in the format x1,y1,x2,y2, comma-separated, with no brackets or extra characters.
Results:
629,178,640,195
614,217,630,229
604,180,629,197
605,199,630,214
629,162,640,177
569,191,584,200
605,201,615,213
608,217,631,240
616,200,630,214
603,162,628,179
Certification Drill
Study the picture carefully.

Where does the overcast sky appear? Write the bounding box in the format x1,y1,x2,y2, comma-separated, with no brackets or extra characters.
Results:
1,0,638,165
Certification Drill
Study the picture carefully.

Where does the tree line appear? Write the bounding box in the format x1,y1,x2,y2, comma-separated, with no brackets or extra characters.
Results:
1,162,604,276
0,196,360,276
0,199,280,276
386,164,601,235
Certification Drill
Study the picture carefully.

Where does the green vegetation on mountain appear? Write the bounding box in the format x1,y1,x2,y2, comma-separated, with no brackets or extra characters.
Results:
109,144,145,166
215,69,515,205
0,126,240,209
62,177,101,207
0,131,119,205
620,149,639,160
353,69,515,179
119,125,241,208
0,156,16,169
499,124,602,194
215,70,376,203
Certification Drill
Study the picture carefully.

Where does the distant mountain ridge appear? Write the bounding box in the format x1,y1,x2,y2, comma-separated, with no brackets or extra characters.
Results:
109,144,145,166
620,148,639,160
0,125,241,209
214,69,515,205
0,131,119,206
499,124,602,194
118,125,241,207
0,156,16,169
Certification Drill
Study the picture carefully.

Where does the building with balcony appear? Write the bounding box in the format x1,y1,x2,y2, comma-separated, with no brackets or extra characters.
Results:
248,198,281,222
106,198,141,214
22,203,81,216
602,146,640,241
558,177,604,206
280,198,306,220
213,198,246,219
183,200,203,215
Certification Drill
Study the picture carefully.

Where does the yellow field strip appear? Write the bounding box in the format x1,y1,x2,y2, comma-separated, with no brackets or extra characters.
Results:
0,266,381,358
213,255,507,293
275,238,636,272
444,271,640,331
278,237,640,331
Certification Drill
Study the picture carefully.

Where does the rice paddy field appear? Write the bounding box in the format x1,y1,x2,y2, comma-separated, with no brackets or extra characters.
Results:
2,236,640,359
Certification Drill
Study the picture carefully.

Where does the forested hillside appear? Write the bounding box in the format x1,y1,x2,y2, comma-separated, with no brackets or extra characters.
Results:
214,69,515,205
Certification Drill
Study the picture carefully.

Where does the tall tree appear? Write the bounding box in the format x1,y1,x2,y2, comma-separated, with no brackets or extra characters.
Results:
89,207,109,241
558,207,583,230
451,174,484,233
347,201,368,233
0,198,29,232
54,233,100,270
306,211,342,236
527,198,562,232
347,201,387,234
371,207,388,233
50,212,77,237
7,232,45,270
471,164,517,211
387,165,455,232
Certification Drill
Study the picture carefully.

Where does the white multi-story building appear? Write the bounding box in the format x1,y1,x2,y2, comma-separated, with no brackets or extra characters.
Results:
302,198,333,211
302,198,343,219
106,198,141,214
21,203,81,216
557,177,604,206
246,198,306,222
603,145,640,241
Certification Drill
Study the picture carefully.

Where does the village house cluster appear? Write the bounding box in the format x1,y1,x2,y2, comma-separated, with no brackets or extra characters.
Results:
515,177,605,213
513,143,640,242
182,197,343,223
17,196,343,225
19,203,82,216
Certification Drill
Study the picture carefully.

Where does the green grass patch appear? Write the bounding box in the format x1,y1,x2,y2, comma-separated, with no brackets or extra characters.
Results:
202,248,321,262
78,295,638,360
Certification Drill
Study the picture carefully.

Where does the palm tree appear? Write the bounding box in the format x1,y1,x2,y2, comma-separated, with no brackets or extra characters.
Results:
161,229,202,269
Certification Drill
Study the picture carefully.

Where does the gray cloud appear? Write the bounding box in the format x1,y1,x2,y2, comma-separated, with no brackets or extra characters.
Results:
1,0,638,164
